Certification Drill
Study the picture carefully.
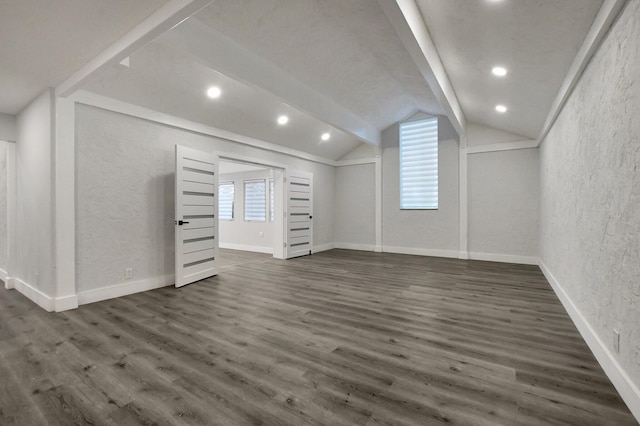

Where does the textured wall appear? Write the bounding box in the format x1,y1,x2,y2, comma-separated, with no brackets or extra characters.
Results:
468,148,539,258
15,90,54,295
335,163,376,247
381,122,459,252
76,105,335,293
0,142,7,271
540,0,640,389
218,169,275,250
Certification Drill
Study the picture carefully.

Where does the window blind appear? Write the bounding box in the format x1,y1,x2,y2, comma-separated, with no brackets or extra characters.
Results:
218,182,234,220
244,179,266,221
399,118,438,209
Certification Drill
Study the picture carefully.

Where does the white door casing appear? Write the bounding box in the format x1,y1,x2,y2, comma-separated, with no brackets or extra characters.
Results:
175,145,218,287
285,170,313,259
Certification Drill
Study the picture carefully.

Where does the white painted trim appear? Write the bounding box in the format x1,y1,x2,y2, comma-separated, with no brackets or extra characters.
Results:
458,139,469,260
0,267,7,281
219,243,273,254
56,0,213,97
13,278,55,312
313,243,335,253
539,261,640,421
77,275,175,306
537,0,629,146
466,140,538,154
468,252,538,266
72,91,336,167
382,246,460,259
378,0,465,136
54,294,78,312
374,156,383,253
335,243,376,252
5,277,15,290
335,158,377,167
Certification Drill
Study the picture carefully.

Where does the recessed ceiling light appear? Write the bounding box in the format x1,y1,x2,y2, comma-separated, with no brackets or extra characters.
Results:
321,132,331,141
495,105,508,113
206,86,221,98
492,66,507,77
277,115,289,125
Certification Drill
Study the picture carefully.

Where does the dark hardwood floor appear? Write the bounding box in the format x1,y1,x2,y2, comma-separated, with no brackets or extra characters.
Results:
0,249,636,425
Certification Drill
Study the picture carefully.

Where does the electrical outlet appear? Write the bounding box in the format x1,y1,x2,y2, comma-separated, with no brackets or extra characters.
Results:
125,268,133,279
613,329,620,354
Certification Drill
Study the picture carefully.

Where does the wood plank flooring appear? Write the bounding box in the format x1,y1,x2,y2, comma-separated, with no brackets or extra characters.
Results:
0,249,636,425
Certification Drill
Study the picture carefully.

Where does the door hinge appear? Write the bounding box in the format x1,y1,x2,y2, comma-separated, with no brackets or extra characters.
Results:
283,242,287,247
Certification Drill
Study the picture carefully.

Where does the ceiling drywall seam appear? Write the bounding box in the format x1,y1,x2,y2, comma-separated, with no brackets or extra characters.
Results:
537,0,630,146
72,91,337,167
378,0,466,137
56,0,213,98
163,19,380,147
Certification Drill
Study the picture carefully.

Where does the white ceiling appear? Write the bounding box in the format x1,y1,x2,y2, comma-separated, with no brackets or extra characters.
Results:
0,0,168,114
0,0,608,159
416,0,604,139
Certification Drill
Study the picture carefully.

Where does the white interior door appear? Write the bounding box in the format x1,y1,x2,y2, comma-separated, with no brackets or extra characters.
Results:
285,170,313,259
175,145,218,287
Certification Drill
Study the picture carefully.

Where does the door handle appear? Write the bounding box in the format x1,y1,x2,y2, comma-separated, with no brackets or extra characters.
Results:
177,220,190,225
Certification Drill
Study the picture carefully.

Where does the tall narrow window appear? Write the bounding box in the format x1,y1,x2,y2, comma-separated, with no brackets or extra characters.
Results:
244,179,266,221
218,182,234,220
400,117,438,209
269,179,275,222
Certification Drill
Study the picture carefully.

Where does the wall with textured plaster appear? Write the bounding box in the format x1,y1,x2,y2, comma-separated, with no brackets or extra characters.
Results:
76,105,335,293
540,0,640,390
0,142,7,272
15,89,54,296
335,163,376,248
219,169,275,251
381,122,459,253
468,148,539,259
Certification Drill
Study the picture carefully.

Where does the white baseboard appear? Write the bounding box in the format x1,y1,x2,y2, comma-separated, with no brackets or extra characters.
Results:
13,278,55,312
382,245,460,259
55,294,79,312
468,252,539,265
313,243,335,253
4,277,15,289
219,243,273,254
77,274,175,306
335,242,376,252
539,260,640,421
0,267,7,281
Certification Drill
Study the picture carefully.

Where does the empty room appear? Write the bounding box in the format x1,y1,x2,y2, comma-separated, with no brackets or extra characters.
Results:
0,0,638,424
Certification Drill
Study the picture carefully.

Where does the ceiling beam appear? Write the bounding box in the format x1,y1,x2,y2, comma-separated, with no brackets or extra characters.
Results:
55,0,213,98
537,0,630,146
378,0,466,137
163,18,380,147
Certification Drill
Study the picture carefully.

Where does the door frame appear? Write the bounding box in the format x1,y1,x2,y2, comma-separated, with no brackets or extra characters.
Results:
217,153,287,260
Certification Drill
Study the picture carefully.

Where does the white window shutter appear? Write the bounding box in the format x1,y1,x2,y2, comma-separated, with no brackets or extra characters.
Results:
244,179,267,221
218,182,234,220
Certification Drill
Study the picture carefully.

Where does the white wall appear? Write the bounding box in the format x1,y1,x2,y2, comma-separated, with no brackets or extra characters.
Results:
381,122,459,256
0,142,7,276
219,169,275,253
0,113,16,142
468,148,539,262
75,104,335,294
335,163,376,249
14,89,55,298
539,0,640,413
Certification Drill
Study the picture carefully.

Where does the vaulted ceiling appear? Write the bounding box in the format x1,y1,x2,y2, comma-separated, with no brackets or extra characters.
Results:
0,0,607,160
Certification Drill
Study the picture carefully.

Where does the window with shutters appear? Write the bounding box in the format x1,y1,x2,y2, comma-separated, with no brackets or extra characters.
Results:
218,182,234,220
244,179,266,221
399,117,438,209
